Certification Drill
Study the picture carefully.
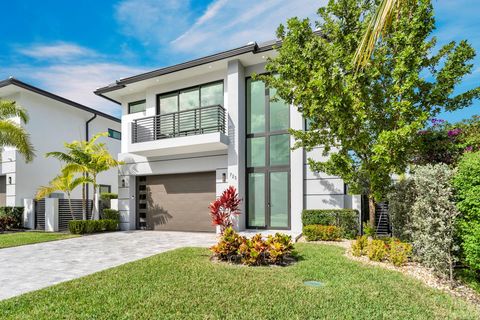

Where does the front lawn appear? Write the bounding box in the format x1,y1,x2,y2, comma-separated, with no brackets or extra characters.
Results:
0,232,78,249
1,244,478,319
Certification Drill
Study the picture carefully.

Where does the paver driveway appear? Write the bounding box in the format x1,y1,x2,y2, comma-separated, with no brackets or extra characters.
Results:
0,231,216,301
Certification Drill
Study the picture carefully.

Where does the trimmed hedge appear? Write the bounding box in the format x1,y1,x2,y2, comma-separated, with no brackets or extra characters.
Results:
302,209,359,238
69,219,118,234
0,207,23,229
100,193,118,200
102,209,120,221
303,225,343,241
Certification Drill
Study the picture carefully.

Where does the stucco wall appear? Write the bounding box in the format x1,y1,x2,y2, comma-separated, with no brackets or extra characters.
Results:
2,90,120,206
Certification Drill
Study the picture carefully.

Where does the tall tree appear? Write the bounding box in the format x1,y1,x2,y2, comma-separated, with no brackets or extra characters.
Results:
36,170,92,220
261,0,480,228
0,99,35,161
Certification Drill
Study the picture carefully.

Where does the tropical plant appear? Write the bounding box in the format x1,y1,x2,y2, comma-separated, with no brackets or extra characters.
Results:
452,151,480,276
354,0,412,69
209,186,241,234
408,164,459,282
47,132,122,220
0,98,35,162
36,170,92,220
260,0,480,228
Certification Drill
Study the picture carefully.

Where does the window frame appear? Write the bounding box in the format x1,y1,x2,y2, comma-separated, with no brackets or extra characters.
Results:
245,75,291,230
108,128,121,140
99,184,111,194
156,80,224,115
128,99,146,114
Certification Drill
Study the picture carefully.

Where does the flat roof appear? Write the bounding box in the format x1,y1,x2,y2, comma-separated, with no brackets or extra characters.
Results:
0,78,120,123
94,40,281,101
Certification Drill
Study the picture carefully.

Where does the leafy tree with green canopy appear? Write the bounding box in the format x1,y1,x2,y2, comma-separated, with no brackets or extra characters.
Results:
0,99,35,162
47,132,122,220
36,170,92,220
260,0,480,227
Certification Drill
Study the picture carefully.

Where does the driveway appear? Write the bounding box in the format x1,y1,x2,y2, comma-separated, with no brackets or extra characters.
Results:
0,231,216,301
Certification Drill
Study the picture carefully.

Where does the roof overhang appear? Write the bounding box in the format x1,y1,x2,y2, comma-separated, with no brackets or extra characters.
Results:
94,40,280,105
0,78,120,122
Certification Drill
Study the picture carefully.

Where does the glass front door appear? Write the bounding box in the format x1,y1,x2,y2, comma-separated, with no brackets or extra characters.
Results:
246,78,290,229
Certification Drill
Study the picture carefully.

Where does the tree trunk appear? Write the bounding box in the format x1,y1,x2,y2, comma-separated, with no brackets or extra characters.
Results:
82,181,86,220
67,192,75,221
91,175,99,220
368,194,376,230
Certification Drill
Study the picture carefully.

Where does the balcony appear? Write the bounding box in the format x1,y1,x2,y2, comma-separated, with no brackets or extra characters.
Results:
128,105,229,157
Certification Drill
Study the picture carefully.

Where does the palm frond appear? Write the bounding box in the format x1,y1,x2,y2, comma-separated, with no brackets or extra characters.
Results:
354,0,409,70
0,99,29,123
0,120,35,162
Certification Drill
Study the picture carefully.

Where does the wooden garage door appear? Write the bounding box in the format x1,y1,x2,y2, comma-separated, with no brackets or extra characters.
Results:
144,172,216,232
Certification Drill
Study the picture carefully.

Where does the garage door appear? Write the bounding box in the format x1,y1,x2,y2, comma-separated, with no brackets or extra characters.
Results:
140,172,216,232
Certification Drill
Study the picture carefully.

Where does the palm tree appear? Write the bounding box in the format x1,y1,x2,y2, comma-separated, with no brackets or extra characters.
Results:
36,170,92,220
48,132,122,220
0,99,35,161
354,0,411,69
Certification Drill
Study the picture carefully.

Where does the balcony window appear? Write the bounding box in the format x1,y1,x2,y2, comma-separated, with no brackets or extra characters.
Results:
128,100,146,114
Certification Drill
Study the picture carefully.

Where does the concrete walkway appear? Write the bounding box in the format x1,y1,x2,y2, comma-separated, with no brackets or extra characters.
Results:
0,231,216,301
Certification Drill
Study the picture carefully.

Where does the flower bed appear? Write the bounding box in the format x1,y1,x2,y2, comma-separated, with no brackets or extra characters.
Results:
211,227,295,266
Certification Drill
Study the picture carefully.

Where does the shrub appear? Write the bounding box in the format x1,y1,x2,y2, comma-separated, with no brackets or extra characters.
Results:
453,151,480,273
211,227,294,266
0,215,14,232
388,240,413,267
303,225,343,241
68,219,118,234
387,179,415,241
408,164,459,282
367,240,388,262
102,209,120,222
209,186,241,234
351,235,369,257
301,209,359,238
363,222,375,238
100,193,118,200
0,207,23,229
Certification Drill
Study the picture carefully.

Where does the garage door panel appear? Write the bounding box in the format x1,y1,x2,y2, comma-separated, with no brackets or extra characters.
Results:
144,172,215,232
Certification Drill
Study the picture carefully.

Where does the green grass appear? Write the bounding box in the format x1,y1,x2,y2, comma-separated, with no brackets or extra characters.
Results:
1,244,479,319
0,232,78,249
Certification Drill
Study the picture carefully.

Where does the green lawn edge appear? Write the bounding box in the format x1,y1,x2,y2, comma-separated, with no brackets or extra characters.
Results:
1,243,478,320
0,232,79,249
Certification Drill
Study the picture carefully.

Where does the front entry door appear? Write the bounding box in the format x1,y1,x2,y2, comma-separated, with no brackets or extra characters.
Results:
246,77,290,229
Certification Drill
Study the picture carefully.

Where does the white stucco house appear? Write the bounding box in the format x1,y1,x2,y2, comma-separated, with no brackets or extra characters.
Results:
95,40,362,235
0,78,121,208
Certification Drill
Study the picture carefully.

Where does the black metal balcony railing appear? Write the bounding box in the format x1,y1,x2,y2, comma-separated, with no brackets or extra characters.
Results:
132,105,226,143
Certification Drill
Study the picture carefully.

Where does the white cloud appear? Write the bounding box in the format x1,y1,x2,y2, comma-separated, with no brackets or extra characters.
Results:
17,42,98,61
115,0,192,46
3,41,148,118
115,0,325,54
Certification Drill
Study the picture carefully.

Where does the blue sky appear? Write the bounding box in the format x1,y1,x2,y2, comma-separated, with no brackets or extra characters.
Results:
1,0,478,121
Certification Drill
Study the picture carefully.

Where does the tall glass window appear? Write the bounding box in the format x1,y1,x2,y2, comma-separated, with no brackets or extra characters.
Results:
246,77,290,229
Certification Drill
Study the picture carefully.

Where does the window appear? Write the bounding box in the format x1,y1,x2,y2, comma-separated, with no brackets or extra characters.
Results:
157,81,223,114
99,185,111,194
108,128,121,140
128,100,146,114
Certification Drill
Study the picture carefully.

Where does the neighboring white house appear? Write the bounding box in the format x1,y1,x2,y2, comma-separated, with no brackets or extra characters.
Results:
0,78,121,207
95,40,362,235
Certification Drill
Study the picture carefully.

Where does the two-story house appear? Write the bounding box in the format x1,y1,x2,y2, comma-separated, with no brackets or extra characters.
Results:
95,40,362,235
0,78,121,208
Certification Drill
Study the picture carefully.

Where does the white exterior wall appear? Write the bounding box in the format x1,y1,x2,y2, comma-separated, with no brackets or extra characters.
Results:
0,90,121,207
116,60,359,232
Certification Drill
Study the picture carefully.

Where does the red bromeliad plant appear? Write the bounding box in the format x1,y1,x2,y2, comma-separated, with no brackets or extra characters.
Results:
209,186,241,234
